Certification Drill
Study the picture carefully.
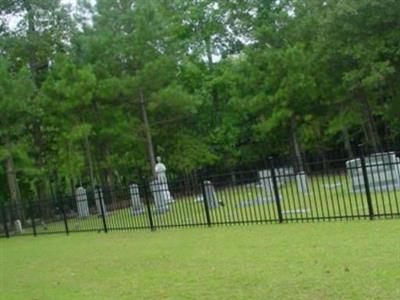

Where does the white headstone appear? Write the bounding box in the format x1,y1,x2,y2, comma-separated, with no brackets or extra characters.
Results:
258,167,294,194
94,187,107,216
258,169,273,195
296,171,309,193
282,208,310,215
346,152,400,192
129,184,145,215
150,179,169,213
194,195,204,203
14,219,23,234
155,157,174,203
75,186,90,218
203,181,220,209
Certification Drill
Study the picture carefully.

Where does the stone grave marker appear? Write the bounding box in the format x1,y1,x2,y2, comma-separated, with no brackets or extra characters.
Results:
282,208,310,215
14,219,23,234
94,187,107,216
194,195,204,203
75,186,90,218
296,171,309,193
258,167,294,194
258,169,274,195
238,167,294,208
155,156,174,204
129,184,145,215
346,152,400,192
203,181,220,209
238,197,274,208
150,179,169,214
324,183,342,189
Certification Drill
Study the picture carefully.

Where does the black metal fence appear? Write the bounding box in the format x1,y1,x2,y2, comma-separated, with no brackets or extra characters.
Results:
1,151,400,238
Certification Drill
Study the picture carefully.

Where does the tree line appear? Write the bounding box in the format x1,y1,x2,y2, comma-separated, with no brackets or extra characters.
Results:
1,0,399,207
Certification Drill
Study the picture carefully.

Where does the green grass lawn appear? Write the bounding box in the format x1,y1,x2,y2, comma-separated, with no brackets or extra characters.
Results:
1,220,400,300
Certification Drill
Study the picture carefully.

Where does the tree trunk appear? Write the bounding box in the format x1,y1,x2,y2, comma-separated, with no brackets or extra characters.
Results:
383,122,391,150
320,151,328,174
24,0,49,205
84,135,96,193
24,0,40,86
140,91,156,177
290,115,304,172
3,137,24,221
106,168,117,208
230,170,237,185
342,127,354,159
359,96,380,153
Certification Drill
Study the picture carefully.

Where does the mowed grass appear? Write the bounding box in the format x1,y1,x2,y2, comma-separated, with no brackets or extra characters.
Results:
1,220,400,300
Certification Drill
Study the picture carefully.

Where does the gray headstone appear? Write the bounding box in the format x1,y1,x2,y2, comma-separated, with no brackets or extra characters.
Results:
324,183,342,189
160,180,174,204
203,181,220,209
237,197,274,208
258,167,294,193
346,152,400,192
150,179,169,214
194,195,204,203
14,219,23,233
258,169,273,195
129,183,145,215
296,171,309,193
94,188,107,216
75,186,90,218
282,208,310,215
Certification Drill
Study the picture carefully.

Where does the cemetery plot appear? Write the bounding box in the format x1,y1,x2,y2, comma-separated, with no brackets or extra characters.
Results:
3,158,400,236
14,176,399,234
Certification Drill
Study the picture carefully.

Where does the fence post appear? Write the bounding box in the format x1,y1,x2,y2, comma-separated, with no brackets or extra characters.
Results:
201,180,212,227
359,145,374,220
1,203,10,238
270,157,284,223
143,179,155,231
28,200,37,237
59,196,69,235
96,188,108,233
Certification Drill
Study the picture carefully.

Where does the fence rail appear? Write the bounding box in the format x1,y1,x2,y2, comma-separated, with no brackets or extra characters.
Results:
1,151,400,238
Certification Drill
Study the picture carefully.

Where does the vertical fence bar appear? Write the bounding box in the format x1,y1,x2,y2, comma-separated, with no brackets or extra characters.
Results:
201,180,212,227
359,146,374,220
28,200,37,237
143,180,155,231
96,188,108,233
59,196,69,235
270,157,284,223
1,203,10,238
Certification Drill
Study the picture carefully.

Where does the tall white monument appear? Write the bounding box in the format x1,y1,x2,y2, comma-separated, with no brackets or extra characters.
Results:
154,156,174,203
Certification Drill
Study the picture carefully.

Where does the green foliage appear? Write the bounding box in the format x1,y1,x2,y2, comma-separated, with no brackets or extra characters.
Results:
1,0,399,199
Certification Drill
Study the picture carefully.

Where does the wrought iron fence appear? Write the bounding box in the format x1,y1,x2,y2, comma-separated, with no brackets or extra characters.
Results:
1,151,400,238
